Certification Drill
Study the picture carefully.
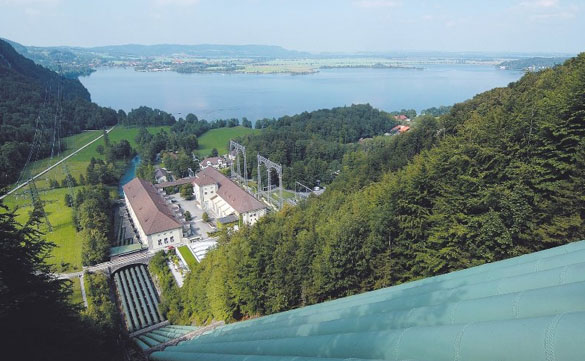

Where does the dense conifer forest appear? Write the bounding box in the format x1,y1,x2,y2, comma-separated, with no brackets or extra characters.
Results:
241,104,399,187
157,54,585,324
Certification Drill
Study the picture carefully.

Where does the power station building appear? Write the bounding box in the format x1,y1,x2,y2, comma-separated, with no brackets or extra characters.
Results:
192,167,267,225
123,177,183,250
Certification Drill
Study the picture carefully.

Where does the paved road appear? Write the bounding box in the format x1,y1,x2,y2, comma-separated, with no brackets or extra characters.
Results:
56,249,154,279
56,236,218,280
80,273,89,308
1,126,116,200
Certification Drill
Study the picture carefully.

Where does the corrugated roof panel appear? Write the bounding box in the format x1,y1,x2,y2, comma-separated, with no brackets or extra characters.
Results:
150,240,585,361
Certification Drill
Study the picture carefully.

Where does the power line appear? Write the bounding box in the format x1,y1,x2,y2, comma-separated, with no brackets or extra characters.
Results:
11,75,60,232
257,154,283,210
229,140,248,188
28,179,52,232
55,63,76,203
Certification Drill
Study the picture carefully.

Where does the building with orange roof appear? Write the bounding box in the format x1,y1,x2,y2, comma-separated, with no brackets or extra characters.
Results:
123,178,184,250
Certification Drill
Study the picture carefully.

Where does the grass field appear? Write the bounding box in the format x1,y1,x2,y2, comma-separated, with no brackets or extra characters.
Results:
178,245,198,270
3,186,84,272
3,126,170,272
196,126,259,157
70,276,84,305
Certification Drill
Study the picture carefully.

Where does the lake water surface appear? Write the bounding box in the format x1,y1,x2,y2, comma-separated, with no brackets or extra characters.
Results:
81,65,523,121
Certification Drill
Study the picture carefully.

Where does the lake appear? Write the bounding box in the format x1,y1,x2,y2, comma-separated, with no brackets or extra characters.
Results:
80,65,524,121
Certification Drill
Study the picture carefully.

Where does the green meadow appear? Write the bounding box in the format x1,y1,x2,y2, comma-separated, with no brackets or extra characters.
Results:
4,186,83,272
196,126,259,157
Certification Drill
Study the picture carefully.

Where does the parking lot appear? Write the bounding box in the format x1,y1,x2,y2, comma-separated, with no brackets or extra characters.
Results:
166,193,216,240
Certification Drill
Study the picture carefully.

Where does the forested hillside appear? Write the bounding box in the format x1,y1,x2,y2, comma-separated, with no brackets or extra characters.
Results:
0,39,122,187
161,54,585,324
240,104,398,187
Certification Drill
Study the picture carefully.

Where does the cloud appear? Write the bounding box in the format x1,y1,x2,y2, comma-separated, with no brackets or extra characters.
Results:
24,7,41,16
153,0,200,6
354,0,399,9
530,10,576,20
444,20,457,28
0,0,61,5
515,0,580,22
519,0,559,8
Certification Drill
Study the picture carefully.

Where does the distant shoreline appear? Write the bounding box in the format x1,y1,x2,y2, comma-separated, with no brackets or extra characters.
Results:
94,63,426,76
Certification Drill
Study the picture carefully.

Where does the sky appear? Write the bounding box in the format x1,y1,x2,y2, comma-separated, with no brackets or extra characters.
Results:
0,0,583,54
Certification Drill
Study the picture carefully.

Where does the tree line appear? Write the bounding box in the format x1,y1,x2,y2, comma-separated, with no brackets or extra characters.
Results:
73,185,114,266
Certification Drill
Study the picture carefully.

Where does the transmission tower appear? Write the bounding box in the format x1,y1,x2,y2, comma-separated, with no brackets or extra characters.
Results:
257,154,283,210
63,163,75,199
10,115,53,231
28,179,53,231
18,73,60,231
55,64,75,203
229,140,248,187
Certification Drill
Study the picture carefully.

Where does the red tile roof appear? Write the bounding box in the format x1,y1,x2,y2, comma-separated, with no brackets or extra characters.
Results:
391,125,411,134
192,172,217,186
123,178,181,235
192,167,266,213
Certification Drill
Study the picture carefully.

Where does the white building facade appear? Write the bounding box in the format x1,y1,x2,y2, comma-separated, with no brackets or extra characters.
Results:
123,177,183,251
192,167,267,225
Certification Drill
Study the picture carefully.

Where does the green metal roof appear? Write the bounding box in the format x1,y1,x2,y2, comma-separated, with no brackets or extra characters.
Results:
135,326,199,351
110,243,145,257
151,240,585,361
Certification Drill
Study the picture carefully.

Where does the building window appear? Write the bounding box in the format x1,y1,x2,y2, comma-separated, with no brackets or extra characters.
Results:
164,238,168,244
158,240,162,246
170,236,175,242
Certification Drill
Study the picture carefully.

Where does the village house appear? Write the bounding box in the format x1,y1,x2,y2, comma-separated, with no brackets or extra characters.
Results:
154,168,170,184
394,114,411,122
199,156,228,170
388,125,411,135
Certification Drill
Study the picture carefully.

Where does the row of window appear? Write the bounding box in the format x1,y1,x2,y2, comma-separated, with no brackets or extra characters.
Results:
157,236,175,246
